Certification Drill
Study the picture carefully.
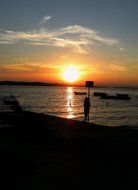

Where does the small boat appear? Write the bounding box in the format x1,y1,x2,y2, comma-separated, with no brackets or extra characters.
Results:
3,95,22,112
94,92,107,96
116,93,129,97
74,92,87,95
100,93,130,100
3,95,19,105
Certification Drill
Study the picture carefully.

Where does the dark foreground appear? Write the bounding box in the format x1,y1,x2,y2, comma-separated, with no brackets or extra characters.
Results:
0,111,138,190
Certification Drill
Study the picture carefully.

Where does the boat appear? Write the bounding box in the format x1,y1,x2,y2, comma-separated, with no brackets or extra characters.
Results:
100,93,130,100
93,92,107,96
3,95,19,105
116,93,129,97
74,92,87,95
3,95,23,112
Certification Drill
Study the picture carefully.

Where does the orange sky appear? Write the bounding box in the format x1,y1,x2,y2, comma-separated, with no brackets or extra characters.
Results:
0,54,137,87
0,1,138,87
0,22,138,87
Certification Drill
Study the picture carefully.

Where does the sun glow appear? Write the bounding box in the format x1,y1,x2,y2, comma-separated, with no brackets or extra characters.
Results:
62,66,79,83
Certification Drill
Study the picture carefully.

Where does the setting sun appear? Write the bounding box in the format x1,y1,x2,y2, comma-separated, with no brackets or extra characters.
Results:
62,66,79,83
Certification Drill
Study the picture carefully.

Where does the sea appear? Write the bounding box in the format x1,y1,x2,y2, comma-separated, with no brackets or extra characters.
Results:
0,85,138,127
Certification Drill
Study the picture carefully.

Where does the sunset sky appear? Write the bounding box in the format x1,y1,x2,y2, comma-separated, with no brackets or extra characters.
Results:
0,0,138,87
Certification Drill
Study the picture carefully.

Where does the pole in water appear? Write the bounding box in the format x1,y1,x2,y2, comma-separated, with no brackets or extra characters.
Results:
88,87,90,122
85,81,94,123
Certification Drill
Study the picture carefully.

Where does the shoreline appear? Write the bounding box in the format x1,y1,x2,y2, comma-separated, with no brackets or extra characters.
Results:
0,110,111,128
0,111,138,189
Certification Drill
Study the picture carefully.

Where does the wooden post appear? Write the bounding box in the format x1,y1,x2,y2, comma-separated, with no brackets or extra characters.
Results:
88,87,90,122
85,81,94,123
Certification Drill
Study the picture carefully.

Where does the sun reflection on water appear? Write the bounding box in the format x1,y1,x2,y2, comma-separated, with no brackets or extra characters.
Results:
66,87,74,118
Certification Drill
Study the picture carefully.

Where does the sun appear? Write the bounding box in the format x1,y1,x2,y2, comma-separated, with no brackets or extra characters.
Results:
62,66,79,83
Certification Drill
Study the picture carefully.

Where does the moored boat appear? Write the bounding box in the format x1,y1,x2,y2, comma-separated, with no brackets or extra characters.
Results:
3,95,19,105
116,93,129,97
94,92,107,96
100,93,130,100
74,92,87,95
3,95,22,112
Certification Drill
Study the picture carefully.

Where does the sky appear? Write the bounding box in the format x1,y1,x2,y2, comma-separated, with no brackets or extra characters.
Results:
0,0,138,87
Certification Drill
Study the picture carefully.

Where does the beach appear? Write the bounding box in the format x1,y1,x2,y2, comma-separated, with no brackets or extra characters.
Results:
0,111,138,189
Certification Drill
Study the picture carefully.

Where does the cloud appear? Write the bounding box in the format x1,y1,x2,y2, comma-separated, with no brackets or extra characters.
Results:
110,64,127,72
0,41,13,44
119,47,126,52
38,15,52,25
0,62,60,75
0,24,118,54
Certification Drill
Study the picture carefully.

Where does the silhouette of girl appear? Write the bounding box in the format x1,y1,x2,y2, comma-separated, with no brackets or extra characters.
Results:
83,97,91,121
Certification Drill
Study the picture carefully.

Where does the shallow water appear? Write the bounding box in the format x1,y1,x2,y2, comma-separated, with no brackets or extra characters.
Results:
0,85,138,127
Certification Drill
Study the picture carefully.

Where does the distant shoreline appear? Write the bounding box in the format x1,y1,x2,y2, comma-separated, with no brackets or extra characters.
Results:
0,81,83,87
0,81,59,86
0,81,137,89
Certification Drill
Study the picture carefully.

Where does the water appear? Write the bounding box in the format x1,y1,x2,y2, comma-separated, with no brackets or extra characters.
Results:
0,85,138,127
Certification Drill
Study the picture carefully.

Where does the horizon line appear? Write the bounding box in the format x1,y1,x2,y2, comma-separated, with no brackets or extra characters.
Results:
0,80,137,89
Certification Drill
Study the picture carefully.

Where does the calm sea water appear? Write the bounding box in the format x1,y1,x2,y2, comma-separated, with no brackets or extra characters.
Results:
0,85,138,127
